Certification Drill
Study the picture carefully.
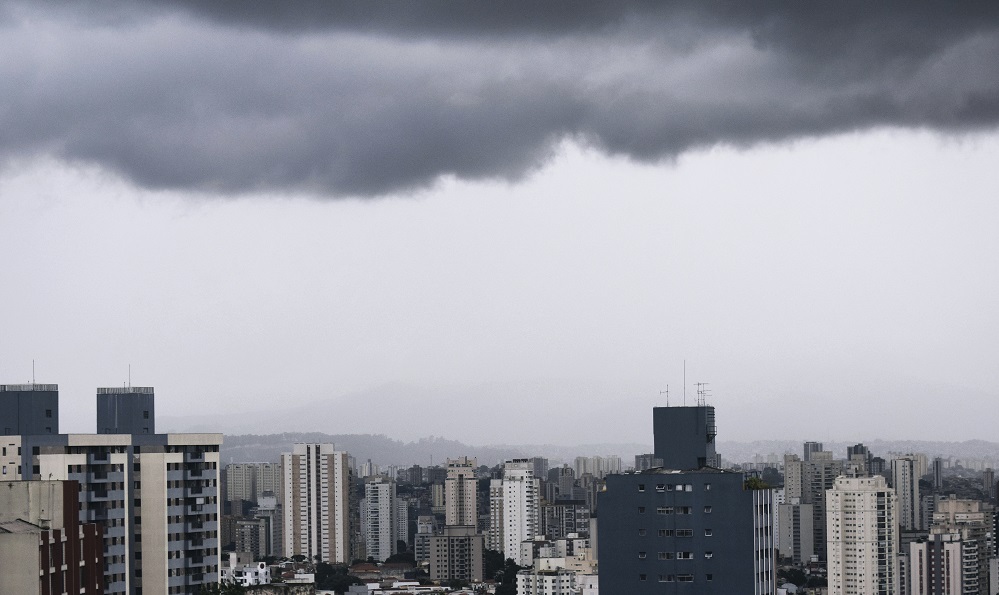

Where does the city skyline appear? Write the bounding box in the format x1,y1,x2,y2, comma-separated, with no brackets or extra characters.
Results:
2,3,999,445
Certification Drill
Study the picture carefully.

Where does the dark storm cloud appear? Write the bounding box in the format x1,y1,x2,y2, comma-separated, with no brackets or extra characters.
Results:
2,2,999,196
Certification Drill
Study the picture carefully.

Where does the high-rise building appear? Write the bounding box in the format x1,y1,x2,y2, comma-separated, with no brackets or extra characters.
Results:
932,457,945,490
910,495,995,595
803,441,824,462
0,383,59,435
362,476,399,562
826,475,898,595
487,478,505,552
784,449,843,561
225,462,283,504
893,455,922,531
446,456,478,527
501,459,541,565
2,384,222,595
414,515,435,564
281,443,351,563
598,406,776,594
778,501,815,564
541,500,590,540
982,468,995,501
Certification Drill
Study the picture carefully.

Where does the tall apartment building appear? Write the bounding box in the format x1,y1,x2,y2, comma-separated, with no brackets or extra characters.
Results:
445,456,478,527
598,405,776,595
281,443,350,563
541,500,590,540
778,501,815,564
784,449,843,561
803,441,824,462
225,462,282,504
502,459,541,565
2,384,222,595
362,475,406,562
826,475,898,595
920,496,994,595
893,455,923,531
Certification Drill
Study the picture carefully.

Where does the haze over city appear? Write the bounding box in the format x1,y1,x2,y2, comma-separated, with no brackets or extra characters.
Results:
2,2,998,445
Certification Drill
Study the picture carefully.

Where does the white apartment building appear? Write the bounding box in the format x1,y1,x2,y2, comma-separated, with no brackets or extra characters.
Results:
502,459,540,566
826,475,898,595
445,456,478,527
282,443,350,563
363,475,400,562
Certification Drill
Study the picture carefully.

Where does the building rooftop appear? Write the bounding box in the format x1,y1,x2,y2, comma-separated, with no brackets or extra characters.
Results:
97,387,154,394
0,384,58,392
0,519,43,534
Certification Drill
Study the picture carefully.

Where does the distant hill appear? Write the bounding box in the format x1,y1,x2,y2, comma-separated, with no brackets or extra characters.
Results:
219,432,651,467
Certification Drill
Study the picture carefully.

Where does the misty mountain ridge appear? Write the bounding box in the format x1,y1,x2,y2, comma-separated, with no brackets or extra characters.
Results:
213,432,999,469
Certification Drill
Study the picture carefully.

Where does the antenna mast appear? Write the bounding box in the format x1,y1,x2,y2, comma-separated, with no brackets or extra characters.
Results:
659,385,669,407
696,382,711,407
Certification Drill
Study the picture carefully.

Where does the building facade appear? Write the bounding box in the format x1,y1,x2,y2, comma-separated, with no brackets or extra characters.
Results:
826,475,898,595
445,456,478,527
0,479,104,595
429,525,484,583
598,406,776,595
281,443,351,563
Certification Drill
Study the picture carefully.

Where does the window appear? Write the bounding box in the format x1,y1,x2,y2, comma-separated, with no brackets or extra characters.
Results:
704,506,713,513
657,507,673,515
658,552,674,560
678,574,694,582
639,574,647,581
677,551,693,559
659,575,675,582
45,409,52,418
704,529,713,536
658,529,673,537
638,529,647,536
677,506,691,514
638,507,646,514
143,410,149,419
676,529,693,537
638,552,647,559
706,574,713,581
704,552,713,559
704,483,712,491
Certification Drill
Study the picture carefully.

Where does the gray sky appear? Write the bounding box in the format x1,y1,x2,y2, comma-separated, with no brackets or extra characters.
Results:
1,2,998,445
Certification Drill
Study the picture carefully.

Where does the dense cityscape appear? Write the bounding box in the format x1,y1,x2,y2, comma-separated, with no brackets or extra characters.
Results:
2,383,997,594
4,3,999,595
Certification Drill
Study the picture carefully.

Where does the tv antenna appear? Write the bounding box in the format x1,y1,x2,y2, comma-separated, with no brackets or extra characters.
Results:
660,385,669,407
696,382,711,406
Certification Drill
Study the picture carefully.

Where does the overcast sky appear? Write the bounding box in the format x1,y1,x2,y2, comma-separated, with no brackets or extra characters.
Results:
1,2,998,445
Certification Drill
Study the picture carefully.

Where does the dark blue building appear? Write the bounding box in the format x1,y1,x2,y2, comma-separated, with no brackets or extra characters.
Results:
597,406,775,594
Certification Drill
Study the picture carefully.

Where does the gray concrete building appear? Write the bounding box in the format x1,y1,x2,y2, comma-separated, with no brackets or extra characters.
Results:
598,406,775,594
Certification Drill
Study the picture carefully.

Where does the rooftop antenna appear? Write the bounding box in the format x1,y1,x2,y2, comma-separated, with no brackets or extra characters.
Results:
32,359,35,385
660,385,669,407
682,360,686,406
128,364,131,389
696,382,711,407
